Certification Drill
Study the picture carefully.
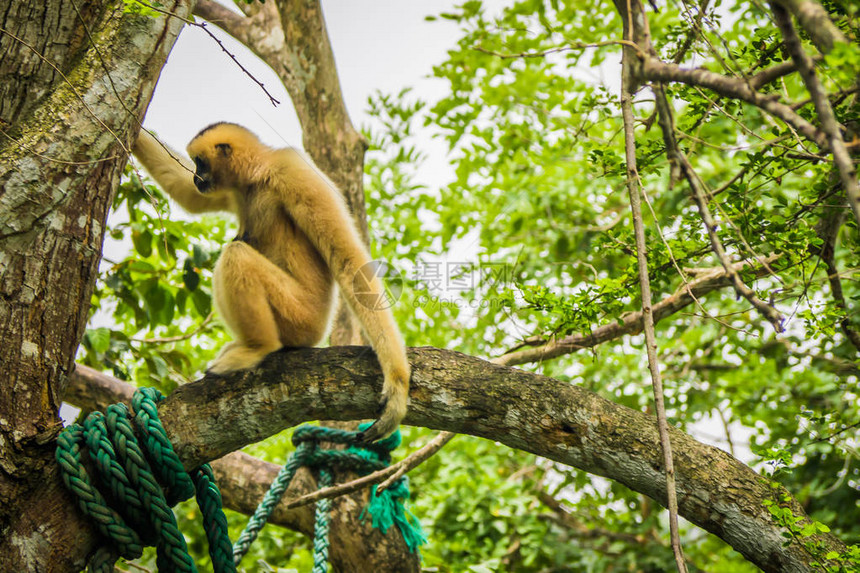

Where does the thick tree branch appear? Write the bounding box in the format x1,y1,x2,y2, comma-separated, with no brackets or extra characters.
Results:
493,259,776,367
62,346,845,573
63,364,418,573
70,367,453,518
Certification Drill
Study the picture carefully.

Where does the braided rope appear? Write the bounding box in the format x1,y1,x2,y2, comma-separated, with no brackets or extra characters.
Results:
311,469,333,573
56,388,235,573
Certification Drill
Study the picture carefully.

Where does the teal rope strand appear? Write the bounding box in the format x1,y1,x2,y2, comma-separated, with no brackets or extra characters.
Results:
231,441,309,562
56,388,236,573
311,469,333,573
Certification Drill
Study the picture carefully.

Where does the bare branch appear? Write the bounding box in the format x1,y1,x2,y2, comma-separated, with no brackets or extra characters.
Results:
135,0,281,106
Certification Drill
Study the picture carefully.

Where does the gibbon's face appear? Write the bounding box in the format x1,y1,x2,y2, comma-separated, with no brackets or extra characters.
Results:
187,122,261,194
188,143,233,194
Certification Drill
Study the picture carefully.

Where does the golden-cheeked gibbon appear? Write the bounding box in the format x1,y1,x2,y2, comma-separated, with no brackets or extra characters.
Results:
132,122,409,442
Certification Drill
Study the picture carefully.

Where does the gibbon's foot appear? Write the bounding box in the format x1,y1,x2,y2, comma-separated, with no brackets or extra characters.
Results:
354,397,388,444
356,386,408,444
208,341,282,374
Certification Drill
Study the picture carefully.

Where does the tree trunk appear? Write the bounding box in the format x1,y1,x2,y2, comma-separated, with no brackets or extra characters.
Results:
0,1,191,570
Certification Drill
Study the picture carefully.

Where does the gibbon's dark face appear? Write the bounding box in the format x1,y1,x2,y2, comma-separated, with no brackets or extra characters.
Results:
191,143,232,193
192,156,213,193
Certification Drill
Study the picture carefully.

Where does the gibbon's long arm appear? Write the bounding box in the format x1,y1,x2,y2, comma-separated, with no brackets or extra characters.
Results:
133,129,234,214
275,150,410,442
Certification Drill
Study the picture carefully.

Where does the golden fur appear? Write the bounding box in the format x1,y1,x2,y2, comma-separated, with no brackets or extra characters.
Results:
132,123,410,442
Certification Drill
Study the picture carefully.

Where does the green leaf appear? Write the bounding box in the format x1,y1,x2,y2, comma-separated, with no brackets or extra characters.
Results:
131,227,153,258
192,288,211,317
87,327,111,354
183,259,200,292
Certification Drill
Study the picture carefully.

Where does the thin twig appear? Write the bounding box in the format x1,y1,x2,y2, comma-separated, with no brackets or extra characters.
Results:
474,40,647,60
618,0,688,569
284,431,455,510
133,0,280,106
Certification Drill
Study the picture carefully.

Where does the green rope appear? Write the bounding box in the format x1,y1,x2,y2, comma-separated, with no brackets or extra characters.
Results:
232,423,426,571
56,388,236,573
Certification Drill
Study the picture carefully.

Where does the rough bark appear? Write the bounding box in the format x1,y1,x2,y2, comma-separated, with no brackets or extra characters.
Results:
0,1,191,571
63,347,846,573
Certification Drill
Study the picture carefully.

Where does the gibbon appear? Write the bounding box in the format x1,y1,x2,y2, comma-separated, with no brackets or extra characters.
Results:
132,123,409,442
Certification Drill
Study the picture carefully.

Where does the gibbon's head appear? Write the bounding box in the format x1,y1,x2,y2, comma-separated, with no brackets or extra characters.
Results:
186,122,267,193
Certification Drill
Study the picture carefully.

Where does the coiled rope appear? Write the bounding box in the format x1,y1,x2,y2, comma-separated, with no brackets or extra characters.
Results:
56,388,234,573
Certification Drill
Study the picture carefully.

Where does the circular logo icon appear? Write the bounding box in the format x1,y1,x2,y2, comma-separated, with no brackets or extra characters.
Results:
353,260,403,310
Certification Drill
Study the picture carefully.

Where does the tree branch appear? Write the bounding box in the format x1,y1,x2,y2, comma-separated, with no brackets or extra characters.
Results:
651,86,785,331
641,59,827,148
810,189,860,353
192,0,248,41
771,2,860,230
493,259,777,367
64,364,418,573
772,0,849,54
618,1,687,568
61,346,847,573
